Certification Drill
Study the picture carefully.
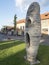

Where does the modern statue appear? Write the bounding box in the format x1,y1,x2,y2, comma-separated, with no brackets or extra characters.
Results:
25,2,41,65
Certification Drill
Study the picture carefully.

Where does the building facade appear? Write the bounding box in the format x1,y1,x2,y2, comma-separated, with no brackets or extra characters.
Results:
17,12,49,35
41,12,49,35
17,19,25,30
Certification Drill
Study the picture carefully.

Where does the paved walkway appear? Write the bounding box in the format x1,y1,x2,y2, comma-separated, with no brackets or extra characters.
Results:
0,33,49,46
0,33,24,41
40,35,49,46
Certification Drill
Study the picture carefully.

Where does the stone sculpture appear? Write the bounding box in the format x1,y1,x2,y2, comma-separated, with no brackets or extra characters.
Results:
25,2,41,65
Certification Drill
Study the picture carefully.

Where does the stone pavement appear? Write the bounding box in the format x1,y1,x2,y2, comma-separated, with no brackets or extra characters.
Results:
0,33,49,46
0,33,24,41
40,35,49,46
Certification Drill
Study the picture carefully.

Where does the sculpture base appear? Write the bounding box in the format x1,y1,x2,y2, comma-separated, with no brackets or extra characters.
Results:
24,56,40,65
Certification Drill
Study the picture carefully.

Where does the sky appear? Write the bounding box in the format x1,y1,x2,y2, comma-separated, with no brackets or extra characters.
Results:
0,0,49,29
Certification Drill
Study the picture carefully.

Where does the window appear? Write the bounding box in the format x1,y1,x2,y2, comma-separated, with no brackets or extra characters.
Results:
20,26,22,29
45,14,48,16
23,26,24,30
42,28,48,32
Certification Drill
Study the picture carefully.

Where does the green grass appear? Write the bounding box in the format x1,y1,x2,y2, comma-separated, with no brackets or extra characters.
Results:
0,40,49,65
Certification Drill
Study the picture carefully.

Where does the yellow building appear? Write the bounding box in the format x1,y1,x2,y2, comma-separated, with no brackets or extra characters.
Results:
17,12,49,35
17,19,25,30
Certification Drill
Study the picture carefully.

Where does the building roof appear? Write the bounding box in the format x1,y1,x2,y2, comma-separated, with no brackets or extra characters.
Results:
4,26,14,29
41,12,49,20
17,19,25,24
17,12,49,24
3,26,20,30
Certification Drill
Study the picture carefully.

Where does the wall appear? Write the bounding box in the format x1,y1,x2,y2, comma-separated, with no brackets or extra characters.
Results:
17,19,49,35
41,19,49,34
17,23,25,30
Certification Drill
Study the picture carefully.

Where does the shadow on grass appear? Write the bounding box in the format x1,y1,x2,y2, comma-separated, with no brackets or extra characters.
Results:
0,40,15,44
0,49,29,65
0,45,49,65
0,41,24,50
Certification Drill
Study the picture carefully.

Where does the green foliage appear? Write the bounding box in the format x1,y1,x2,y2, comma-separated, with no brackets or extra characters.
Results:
14,14,17,31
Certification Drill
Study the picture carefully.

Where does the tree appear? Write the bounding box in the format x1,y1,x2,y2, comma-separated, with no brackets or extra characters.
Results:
14,14,17,35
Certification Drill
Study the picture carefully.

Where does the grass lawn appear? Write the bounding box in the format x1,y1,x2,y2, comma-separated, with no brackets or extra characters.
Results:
0,40,49,65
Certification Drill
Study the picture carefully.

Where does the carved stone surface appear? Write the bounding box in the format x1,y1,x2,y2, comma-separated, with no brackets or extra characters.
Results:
25,2,41,64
